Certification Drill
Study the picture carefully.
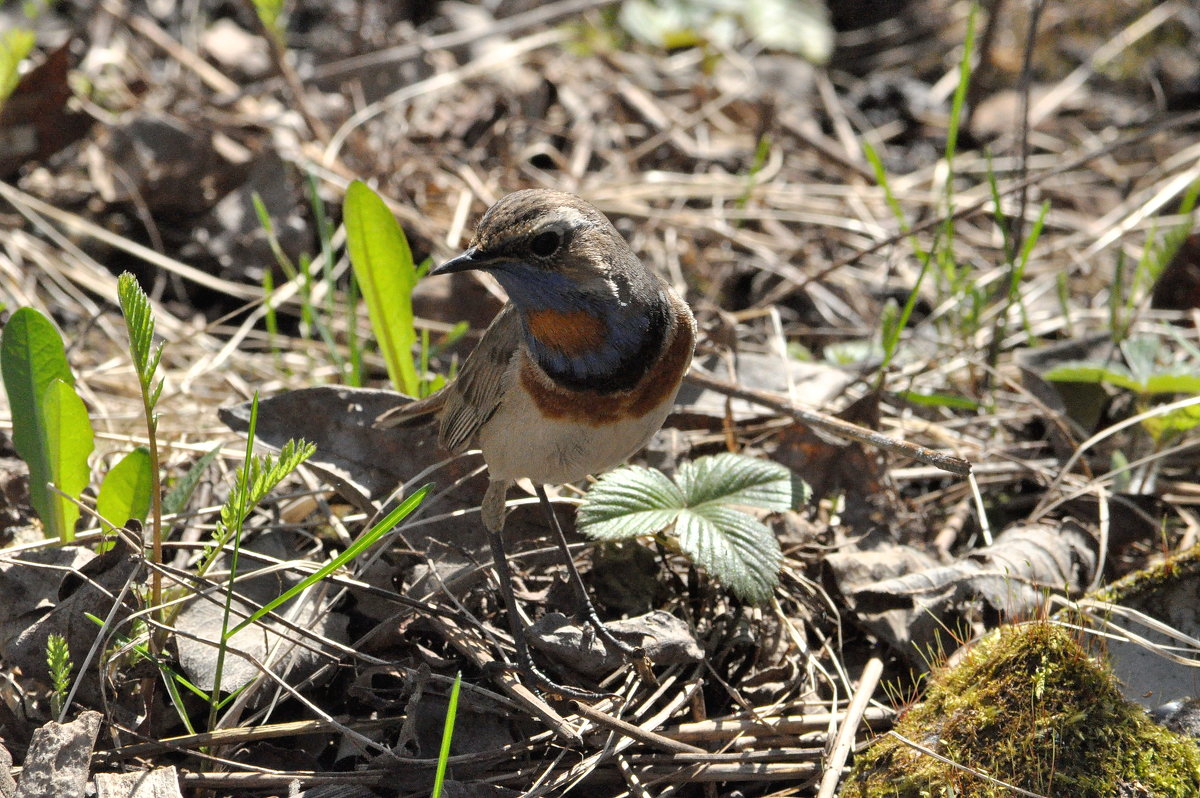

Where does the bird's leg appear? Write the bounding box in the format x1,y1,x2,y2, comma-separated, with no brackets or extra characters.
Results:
481,480,606,701
535,484,647,666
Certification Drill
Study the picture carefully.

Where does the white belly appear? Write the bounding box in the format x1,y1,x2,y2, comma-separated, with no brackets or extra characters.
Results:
478,386,677,485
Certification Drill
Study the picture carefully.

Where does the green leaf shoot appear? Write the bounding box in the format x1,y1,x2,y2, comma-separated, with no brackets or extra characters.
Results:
117,272,166,609
344,180,420,396
431,672,463,798
1,306,94,540
0,28,35,109
117,273,164,407
898,391,981,411
96,446,154,533
40,378,94,541
252,0,286,41
46,632,72,719
1142,402,1200,443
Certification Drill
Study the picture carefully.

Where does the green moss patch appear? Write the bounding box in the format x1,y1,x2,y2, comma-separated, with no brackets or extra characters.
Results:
1090,542,1200,607
844,622,1200,798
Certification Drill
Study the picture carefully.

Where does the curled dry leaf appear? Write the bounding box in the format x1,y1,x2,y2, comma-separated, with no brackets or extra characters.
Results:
528,610,702,676
827,519,1098,658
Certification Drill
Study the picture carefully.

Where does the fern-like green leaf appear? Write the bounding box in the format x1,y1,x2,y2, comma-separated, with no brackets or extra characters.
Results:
117,272,162,397
202,438,315,574
46,632,72,717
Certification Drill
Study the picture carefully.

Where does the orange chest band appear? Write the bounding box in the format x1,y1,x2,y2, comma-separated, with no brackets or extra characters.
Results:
525,308,607,356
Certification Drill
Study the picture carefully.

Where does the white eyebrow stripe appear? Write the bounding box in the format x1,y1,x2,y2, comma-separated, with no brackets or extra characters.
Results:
551,206,589,226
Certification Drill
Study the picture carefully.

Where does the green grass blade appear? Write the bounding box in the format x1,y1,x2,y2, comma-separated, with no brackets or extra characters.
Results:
431,672,462,798
208,391,265,728
1016,204,1050,269
984,152,1015,264
228,483,431,637
162,445,222,516
160,667,199,735
346,270,363,387
898,390,980,411
344,180,420,395
880,255,933,372
943,3,977,173
305,171,338,327
1137,179,1200,302
862,140,910,234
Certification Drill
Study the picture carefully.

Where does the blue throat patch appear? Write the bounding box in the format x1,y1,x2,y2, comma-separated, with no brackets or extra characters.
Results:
490,263,661,388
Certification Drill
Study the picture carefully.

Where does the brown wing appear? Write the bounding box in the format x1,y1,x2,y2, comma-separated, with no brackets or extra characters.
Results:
439,304,522,453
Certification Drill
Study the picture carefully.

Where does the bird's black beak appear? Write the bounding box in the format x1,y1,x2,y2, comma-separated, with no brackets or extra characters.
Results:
429,247,487,276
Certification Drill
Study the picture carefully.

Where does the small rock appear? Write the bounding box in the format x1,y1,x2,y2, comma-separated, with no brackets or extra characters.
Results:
14,710,102,798
201,18,270,79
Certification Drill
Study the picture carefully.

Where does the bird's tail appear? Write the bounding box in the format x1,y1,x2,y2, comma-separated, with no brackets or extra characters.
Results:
373,388,448,428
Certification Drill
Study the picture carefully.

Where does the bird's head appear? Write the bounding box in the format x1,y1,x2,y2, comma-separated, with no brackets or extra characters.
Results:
429,189,645,313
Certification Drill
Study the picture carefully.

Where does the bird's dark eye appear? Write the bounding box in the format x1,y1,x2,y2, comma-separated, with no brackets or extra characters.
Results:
529,230,562,258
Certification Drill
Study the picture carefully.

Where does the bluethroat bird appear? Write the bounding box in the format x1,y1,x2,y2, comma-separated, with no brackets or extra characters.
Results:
378,189,696,697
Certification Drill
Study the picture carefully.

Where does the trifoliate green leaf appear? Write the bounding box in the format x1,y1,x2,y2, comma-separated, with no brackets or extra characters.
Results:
677,503,781,604
576,465,684,540
676,452,796,510
578,453,806,603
